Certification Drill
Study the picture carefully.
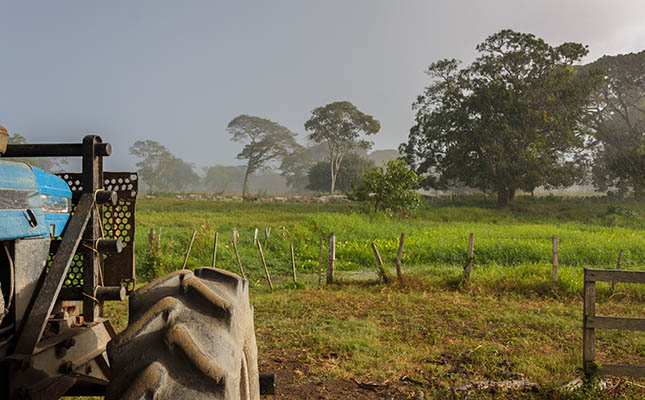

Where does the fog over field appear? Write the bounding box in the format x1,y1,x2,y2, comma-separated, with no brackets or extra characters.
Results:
1,1,644,172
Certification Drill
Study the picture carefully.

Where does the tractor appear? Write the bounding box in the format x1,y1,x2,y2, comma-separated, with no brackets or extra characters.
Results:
0,125,268,399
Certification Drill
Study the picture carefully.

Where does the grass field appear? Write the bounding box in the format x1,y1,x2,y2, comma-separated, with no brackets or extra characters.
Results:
98,196,645,399
135,196,645,283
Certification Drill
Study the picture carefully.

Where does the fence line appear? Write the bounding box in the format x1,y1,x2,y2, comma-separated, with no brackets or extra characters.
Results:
144,227,635,295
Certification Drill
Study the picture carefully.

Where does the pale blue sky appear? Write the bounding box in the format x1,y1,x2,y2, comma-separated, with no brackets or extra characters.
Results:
1,1,644,170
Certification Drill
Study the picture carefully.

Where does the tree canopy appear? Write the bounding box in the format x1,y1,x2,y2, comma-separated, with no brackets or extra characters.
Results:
279,142,328,191
202,165,245,193
305,101,380,193
585,50,645,197
348,159,421,214
401,29,602,206
227,114,297,198
129,140,199,191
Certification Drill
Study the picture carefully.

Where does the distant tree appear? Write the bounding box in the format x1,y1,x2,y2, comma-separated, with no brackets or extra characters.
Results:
305,101,380,193
165,157,200,191
130,140,174,190
227,115,297,198
401,30,602,207
280,142,328,190
8,133,68,172
585,51,645,197
202,165,245,192
130,140,199,191
349,160,421,214
8,133,26,144
306,152,374,192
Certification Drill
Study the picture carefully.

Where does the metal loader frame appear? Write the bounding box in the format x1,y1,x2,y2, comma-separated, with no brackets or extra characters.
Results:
1,136,137,399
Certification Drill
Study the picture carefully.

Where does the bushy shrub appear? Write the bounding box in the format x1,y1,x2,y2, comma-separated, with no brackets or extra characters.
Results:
348,159,421,214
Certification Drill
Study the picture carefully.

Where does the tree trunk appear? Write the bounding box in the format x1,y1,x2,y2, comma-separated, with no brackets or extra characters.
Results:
329,159,336,194
508,188,516,205
635,180,645,199
496,190,505,207
242,164,251,199
497,187,516,207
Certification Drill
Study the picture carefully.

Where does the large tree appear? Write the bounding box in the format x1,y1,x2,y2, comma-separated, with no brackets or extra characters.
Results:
130,140,174,190
305,101,380,193
202,165,245,193
401,30,602,206
585,51,645,197
129,140,199,191
227,115,297,198
164,157,201,191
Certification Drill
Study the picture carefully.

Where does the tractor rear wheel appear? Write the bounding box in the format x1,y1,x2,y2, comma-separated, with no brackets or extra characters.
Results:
0,288,4,326
105,268,260,400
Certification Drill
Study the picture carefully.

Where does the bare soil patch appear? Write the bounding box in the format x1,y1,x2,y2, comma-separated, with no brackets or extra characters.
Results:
258,350,410,399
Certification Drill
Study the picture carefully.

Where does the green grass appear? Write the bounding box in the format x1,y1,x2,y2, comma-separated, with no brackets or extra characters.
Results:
250,270,645,398
85,196,645,399
134,196,645,285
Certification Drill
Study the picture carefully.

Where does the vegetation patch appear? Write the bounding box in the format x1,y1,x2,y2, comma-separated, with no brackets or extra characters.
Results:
134,197,645,284
85,197,645,399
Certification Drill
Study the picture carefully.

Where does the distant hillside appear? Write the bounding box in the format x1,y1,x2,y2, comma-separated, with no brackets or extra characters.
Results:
368,149,400,165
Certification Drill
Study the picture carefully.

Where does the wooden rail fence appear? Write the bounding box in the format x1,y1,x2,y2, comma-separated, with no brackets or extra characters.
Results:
583,268,645,377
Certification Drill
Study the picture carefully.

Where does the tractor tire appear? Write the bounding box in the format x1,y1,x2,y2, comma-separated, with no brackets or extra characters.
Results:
105,268,260,400
0,288,4,326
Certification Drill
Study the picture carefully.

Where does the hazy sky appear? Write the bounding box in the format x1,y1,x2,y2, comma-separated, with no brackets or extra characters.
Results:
1,1,644,171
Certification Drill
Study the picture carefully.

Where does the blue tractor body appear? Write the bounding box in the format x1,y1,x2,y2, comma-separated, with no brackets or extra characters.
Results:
0,160,72,240
0,135,143,399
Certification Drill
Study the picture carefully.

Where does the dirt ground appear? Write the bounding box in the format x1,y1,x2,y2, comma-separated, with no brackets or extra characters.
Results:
259,349,413,400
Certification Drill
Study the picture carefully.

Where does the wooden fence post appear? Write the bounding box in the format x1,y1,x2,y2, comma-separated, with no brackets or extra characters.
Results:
583,270,596,377
396,233,405,283
181,230,197,270
147,228,156,256
464,233,474,281
290,241,297,284
211,231,219,268
232,228,246,279
156,227,162,252
265,227,271,245
256,240,273,291
326,233,336,284
610,249,624,296
318,236,324,285
371,243,390,283
552,235,559,289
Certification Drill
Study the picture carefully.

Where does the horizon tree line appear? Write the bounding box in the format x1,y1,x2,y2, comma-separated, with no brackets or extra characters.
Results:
7,29,643,206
